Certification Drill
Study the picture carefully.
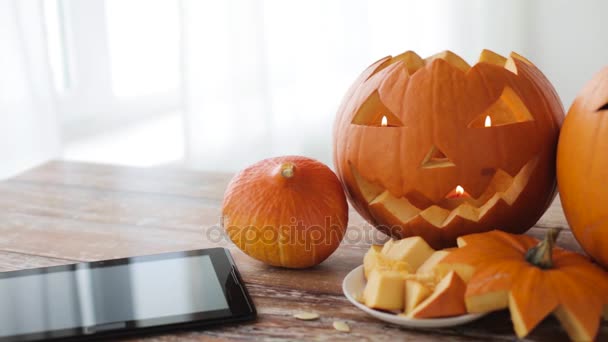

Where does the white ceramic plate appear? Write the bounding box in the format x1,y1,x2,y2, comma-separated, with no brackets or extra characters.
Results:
342,265,486,328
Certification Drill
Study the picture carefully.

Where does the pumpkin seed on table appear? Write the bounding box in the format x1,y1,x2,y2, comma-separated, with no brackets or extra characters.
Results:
293,312,320,321
333,321,350,332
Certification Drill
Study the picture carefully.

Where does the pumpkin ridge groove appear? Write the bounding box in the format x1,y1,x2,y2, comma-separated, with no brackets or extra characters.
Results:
597,102,608,112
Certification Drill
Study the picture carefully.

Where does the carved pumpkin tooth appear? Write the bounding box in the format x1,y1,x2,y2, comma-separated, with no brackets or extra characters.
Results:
353,157,538,231
504,57,518,74
391,50,424,75
349,163,384,204
424,50,471,73
478,49,507,66
504,52,534,75
509,51,534,66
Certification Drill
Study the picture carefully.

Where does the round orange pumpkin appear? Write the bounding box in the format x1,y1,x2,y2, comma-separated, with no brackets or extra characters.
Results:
557,66,608,268
222,156,348,268
333,50,564,248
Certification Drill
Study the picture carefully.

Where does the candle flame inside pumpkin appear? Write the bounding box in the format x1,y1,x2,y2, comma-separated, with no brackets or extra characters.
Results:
381,115,388,127
456,185,464,196
484,115,492,127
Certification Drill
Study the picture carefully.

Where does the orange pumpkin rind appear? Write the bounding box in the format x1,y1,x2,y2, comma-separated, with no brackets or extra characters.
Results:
557,66,608,269
334,49,564,248
439,230,608,341
222,156,349,268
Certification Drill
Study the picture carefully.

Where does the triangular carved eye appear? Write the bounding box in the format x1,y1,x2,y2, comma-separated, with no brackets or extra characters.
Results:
351,91,403,127
468,87,534,128
598,103,608,112
420,145,454,169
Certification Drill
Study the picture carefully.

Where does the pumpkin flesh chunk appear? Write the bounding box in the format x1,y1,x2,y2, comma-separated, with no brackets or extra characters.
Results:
363,244,412,278
363,245,381,278
403,280,432,315
381,237,435,271
409,271,467,318
417,250,451,276
363,270,406,311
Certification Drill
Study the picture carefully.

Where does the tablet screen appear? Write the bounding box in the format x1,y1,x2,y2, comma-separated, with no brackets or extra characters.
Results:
0,254,229,338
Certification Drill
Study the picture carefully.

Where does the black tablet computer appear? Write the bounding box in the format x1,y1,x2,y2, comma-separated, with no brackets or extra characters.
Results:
0,248,256,341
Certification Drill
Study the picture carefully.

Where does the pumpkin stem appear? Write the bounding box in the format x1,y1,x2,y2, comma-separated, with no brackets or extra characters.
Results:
280,162,296,178
525,228,562,269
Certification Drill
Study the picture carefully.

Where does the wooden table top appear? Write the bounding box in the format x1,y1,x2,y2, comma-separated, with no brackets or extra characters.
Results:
0,161,605,341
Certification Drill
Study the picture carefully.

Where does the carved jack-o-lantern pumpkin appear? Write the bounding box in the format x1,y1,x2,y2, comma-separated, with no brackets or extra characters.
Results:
333,50,564,248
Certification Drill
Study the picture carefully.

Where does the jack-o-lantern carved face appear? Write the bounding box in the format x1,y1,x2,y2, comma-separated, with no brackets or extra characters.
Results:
334,50,564,248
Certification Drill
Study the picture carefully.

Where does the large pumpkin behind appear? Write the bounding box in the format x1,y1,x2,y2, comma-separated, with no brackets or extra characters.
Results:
557,66,608,268
333,50,564,248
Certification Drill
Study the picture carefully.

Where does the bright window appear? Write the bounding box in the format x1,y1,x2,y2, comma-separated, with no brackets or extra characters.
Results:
105,0,180,97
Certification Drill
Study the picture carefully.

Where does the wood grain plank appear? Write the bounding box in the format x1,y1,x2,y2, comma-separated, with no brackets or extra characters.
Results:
535,195,569,229
126,290,585,342
0,181,220,232
13,161,230,199
0,251,76,272
0,161,603,341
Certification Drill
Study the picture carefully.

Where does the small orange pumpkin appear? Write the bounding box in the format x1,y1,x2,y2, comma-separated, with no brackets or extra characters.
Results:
333,50,564,248
557,66,608,269
439,229,608,341
222,156,348,268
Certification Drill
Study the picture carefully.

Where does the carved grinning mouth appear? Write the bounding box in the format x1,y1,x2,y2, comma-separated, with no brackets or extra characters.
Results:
351,157,539,228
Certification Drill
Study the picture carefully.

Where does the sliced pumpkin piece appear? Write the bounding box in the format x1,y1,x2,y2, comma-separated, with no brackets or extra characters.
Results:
417,250,451,277
409,271,467,318
435,256,476,284
381,237,435,271
363,245,383,278
403,280,432,315
363,244,412,278
363,270,406,311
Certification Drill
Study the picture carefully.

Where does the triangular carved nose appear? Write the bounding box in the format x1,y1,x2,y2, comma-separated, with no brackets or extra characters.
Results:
420,145,455,169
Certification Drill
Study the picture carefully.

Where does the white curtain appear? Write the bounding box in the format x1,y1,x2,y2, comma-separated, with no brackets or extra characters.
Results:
2,0,608,176
181,0,452,171
0,0,60,179
181,0,608,173
180,0,531,172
